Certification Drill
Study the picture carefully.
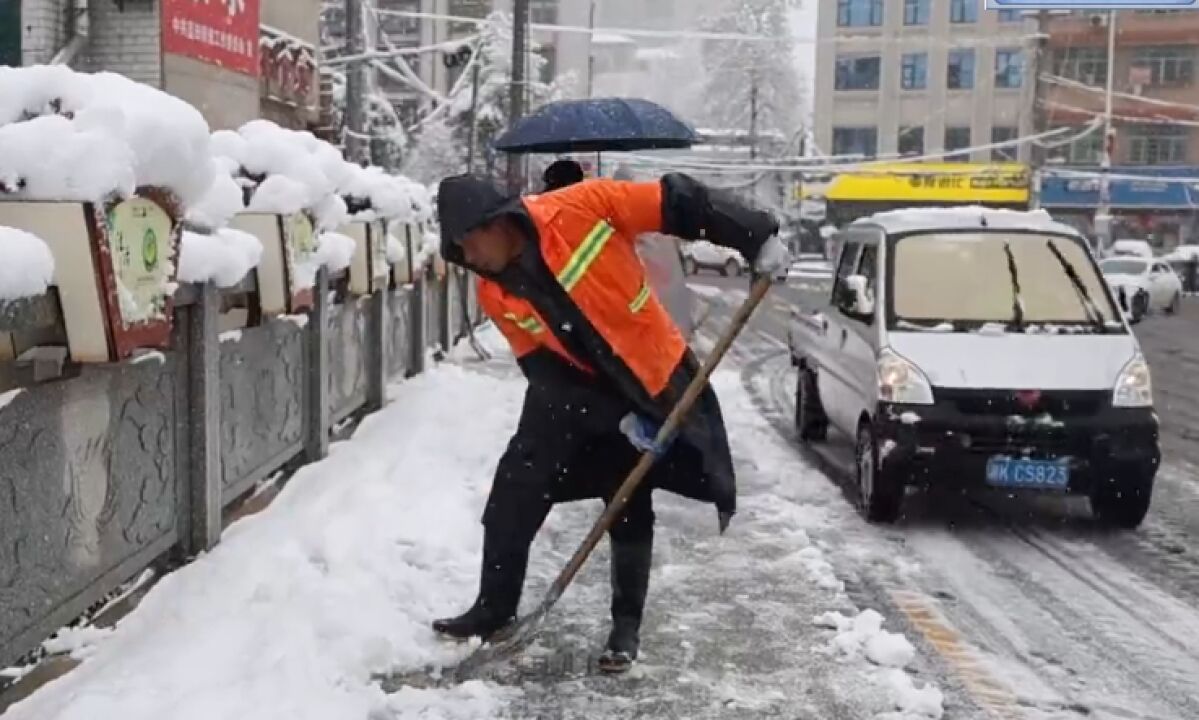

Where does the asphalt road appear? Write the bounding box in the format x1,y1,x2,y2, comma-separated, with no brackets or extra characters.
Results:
684,272,1199,720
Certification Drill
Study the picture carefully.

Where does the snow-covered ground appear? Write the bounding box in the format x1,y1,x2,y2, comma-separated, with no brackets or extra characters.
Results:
1,327,944,720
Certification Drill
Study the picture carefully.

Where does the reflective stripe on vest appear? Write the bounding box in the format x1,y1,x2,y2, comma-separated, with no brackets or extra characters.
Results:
557,220,615,291
629,281,651,313
503,312,545,334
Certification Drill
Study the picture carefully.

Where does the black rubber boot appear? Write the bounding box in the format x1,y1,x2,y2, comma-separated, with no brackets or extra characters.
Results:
432,544,528,643
598,540,652,674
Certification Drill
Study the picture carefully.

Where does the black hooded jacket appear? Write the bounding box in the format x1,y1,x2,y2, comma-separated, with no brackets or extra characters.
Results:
437,173,778,528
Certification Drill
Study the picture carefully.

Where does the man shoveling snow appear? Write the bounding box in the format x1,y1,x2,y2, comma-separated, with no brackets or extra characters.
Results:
433,172,786,673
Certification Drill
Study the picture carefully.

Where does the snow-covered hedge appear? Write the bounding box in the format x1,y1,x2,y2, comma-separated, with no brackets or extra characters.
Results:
0,65,214,208
0,226,55,301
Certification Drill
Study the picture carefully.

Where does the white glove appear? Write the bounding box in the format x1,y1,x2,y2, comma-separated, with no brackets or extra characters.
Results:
753,235,790,280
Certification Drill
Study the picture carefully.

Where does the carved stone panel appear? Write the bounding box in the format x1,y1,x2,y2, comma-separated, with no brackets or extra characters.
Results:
0,358,180,666
218,319,305,497
387,288,413,380
326,297,367,422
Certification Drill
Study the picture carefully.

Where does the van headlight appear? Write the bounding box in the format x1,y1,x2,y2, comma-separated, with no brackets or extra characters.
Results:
1113,355,1153,408
878,349,934,405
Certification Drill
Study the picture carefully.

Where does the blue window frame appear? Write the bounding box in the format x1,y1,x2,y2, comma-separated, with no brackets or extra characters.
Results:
901,53,928,90
950,0,977,24
836,55,882,91
995,48,1023,89
837,0,883,28
948,49,976,90
904,0,929,26
833,127,878,157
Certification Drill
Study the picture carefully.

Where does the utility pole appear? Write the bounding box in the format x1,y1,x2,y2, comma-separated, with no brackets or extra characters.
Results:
586,0,596,98
507,0,530,193
466,63,481,174
344,0,371,164
749,72,759,207
1030,9,1050,210
1096,10,1118,252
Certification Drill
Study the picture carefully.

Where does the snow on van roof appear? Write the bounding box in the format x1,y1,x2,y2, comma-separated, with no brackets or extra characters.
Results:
852,206,1082,237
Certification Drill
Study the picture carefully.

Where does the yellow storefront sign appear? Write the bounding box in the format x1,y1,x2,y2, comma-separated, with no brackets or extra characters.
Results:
825,162,1030,204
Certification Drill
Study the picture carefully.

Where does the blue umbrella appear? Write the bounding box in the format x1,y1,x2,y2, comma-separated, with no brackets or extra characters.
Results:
494,97,698,154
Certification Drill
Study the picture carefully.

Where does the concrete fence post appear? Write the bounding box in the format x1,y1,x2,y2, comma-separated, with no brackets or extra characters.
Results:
304,269,331,461
186,281,222,554
365,287,387,412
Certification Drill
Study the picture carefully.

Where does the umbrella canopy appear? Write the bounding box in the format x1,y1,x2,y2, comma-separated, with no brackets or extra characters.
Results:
494,97,698,154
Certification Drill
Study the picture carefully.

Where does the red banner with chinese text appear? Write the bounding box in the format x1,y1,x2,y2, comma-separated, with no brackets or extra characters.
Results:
162,0,260,76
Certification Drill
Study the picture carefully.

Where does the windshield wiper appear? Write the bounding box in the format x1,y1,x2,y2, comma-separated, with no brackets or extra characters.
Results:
1002,241,1025,331
1046,240,1107,334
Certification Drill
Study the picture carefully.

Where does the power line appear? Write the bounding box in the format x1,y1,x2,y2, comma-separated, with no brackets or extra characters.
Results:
1041,73,1199,116
366,8,1046,48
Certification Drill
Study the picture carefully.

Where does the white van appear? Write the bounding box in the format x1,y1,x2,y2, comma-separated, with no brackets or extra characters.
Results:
787,207,1159,527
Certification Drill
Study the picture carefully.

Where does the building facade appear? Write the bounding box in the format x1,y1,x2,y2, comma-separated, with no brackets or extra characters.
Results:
1040,9,1199,247
813,0,1036,162
7,0,320,132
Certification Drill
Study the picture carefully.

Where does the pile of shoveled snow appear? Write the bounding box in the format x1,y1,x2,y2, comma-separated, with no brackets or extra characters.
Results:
0,65,213,208
0,225,55,300
815,609,944,719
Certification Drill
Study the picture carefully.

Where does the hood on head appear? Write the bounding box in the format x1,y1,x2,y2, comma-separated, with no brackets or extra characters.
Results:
436,174,516,268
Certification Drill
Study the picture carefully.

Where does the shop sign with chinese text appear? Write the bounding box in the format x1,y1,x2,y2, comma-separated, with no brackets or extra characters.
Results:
163,0,260,76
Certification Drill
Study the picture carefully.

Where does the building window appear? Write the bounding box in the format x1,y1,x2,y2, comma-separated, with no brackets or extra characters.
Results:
947,49,975,90
903,0,929,26
833,127,879,157
1053,47,1107,86
901,53,928,90
837,0,883,28
992,127,1018,161
1132,46,1195,86
950,0,977,24
448,0,488,36
945,126,972,160
835,55,882,91
899,126,924,156
995,49,1023,89
1047,126,1103,164
530,0,557,24
997,9,1022,22
1128,126,1188,164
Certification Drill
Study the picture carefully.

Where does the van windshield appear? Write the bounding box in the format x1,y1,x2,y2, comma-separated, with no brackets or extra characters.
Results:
890,232,1122,332
1100,258,1148,276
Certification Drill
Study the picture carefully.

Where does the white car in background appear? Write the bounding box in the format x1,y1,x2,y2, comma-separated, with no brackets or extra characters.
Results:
681,240,748,277
1099,256,1183,320
1111,239,1154,259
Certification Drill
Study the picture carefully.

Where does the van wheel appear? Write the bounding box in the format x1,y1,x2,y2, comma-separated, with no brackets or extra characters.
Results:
794,368,828,442
723,259,741,277
683,258,698,276
1166,292,1181,315
1091,466,1155,529
855,423,903,523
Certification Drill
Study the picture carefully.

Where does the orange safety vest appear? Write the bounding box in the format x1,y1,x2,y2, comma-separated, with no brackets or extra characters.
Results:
478,180,687,397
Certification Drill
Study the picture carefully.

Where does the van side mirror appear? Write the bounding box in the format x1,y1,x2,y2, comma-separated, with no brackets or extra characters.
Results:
840,274,875,317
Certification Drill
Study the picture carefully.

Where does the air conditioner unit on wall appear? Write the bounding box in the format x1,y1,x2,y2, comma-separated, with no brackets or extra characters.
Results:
1089,13,1109,28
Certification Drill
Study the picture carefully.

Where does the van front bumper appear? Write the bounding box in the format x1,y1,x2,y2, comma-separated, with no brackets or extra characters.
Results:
874,392,1160,494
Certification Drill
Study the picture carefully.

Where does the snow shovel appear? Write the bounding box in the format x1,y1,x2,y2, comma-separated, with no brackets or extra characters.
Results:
458,267,492,361
447,274,774,682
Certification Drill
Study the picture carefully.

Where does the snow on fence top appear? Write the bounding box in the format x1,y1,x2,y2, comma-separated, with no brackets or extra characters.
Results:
0,225,55,301
0,65,214,209
191,120,432,232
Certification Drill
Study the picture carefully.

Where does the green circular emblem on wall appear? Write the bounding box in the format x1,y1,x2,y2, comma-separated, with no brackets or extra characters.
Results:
142,227,159,270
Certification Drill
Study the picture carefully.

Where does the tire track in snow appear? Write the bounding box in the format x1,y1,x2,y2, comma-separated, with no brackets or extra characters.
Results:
741,346,1199,719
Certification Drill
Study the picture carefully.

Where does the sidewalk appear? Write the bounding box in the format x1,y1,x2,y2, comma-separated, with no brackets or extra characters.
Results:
1,328,945,720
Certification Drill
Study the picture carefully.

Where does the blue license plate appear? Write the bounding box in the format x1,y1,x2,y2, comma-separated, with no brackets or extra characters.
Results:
985,457,1071,490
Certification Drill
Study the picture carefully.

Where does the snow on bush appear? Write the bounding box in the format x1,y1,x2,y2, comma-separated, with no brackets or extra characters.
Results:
187,157,245,230
208,120,431,231
0,225,55,300
177,228,263,288
0,65,214,208
315,232,356,272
